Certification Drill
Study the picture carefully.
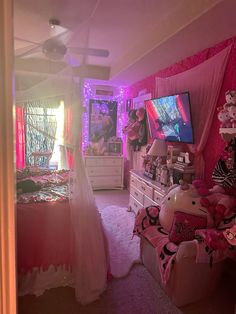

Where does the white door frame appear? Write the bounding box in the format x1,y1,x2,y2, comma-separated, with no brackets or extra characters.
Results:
0,0,17,313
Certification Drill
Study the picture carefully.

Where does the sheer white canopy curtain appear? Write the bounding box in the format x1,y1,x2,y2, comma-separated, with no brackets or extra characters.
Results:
156,45,231,179
68,80,108,304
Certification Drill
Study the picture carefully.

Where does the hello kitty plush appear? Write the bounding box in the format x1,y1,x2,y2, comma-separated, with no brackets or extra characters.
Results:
159,180,236,232
159,181,212,232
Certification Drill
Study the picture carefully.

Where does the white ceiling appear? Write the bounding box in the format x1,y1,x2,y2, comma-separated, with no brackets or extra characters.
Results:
14,0,236,95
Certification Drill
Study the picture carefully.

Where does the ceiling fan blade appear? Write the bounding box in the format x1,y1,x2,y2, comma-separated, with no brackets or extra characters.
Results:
68,46,109,58
14,37,40,46
15,45,42,58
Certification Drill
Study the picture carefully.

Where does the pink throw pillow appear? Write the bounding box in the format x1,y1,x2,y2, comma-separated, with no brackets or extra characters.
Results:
169,211,207,244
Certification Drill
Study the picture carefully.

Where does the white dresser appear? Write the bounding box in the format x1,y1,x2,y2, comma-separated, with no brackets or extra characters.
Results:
129,170,169,215
84,155,124,190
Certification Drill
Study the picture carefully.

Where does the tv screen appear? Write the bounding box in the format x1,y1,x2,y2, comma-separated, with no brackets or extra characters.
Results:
145,92,194,143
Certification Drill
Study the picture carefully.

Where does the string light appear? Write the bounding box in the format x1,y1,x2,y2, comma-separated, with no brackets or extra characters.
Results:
82,81,127,152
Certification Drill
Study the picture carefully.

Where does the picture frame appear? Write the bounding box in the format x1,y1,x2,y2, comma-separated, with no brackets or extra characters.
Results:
89,99,117,142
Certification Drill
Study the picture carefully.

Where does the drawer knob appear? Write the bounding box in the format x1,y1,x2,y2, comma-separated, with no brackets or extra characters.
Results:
134,203,138,207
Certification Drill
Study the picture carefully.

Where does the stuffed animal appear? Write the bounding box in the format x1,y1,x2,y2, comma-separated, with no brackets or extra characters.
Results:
223,224,236,246
135,107,147,149
159,179,236,232
228,105,236,128
225,90,236,106
159,180,211,232
123,107,147,152
122,109,138,140
217,107,231,128
193,179,236,226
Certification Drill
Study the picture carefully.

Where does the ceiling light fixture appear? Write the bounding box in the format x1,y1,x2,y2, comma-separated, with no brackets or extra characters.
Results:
49,18,60,29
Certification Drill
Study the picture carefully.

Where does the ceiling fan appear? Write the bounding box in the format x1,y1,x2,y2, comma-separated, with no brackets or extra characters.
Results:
15,18,109,62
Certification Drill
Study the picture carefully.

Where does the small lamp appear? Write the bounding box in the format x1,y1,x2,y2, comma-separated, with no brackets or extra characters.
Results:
147,139,167,181
147,139,167,159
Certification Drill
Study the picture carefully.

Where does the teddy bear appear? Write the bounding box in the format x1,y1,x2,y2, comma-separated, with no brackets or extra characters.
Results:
123,107,147,152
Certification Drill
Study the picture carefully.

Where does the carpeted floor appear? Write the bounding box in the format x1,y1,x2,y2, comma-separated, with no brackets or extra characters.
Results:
100,205,141,278
18,189,236,314
18,265,182,314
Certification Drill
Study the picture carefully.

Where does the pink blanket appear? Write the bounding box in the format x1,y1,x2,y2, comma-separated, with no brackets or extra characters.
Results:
143,226,178,284
133,206,178,284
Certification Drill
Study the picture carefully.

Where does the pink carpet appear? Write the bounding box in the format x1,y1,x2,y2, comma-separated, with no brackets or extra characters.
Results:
100,206,141,278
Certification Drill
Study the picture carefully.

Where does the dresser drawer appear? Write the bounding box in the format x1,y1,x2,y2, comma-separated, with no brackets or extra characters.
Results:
130,185,144,204
85,157,122,167
130,175,138,188
129,195,143,215
136,178,144,191
153,189,164,206
143,195,158,208
89,175,122,188
105,158,122,166
87,166,121,176
139,182,153,199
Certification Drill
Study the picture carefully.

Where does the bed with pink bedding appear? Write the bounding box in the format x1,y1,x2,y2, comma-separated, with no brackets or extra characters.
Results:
16,169,74,295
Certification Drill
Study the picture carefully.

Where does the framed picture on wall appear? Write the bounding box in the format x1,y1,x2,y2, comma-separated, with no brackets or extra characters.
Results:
89,99,117,142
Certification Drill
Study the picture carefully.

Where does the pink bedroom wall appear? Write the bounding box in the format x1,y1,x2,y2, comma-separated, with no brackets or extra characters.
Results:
127,36,236,187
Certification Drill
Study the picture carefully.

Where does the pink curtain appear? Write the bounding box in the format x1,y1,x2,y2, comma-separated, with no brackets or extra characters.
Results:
16,106,25,169
64,105,74,168
156,45,231,178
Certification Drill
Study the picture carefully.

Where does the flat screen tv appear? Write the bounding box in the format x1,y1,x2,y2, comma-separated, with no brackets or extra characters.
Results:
145,92,194,143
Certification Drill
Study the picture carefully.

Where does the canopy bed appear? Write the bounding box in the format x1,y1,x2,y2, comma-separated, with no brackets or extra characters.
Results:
17,169,73,295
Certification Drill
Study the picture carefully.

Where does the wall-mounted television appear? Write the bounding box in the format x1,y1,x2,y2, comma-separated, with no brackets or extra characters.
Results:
145,92,194,143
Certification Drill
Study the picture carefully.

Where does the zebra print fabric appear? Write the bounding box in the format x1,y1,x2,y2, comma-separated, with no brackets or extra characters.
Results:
212,159,236,188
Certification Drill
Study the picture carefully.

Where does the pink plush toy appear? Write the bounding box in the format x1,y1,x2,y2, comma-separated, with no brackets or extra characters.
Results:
223,224,236,246
217,107,231,128
193,179,236,226
228,105,236,128
225,90,236,107
205,229,229,251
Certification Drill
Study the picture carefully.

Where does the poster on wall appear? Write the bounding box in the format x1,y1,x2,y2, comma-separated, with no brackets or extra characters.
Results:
89,99,117,142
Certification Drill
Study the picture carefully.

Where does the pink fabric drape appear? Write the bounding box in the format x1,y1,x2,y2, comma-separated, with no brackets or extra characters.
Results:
64,106,74,168
156,46,231,178
16,106,25,169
